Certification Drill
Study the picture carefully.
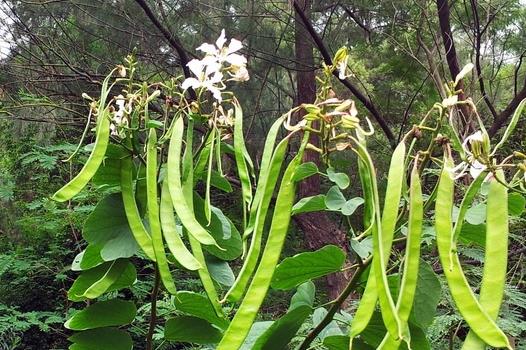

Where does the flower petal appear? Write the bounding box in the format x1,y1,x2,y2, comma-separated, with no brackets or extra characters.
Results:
196,43,217,55
187,59,204,77
216,29,227,49
181,77,200,90
227,38,243,54
469,160,487,179
226,53,247,66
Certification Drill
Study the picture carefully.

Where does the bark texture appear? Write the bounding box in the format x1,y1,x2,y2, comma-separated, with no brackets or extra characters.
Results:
293,0,350,300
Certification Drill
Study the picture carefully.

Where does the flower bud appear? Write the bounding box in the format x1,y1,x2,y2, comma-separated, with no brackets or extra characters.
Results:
116,65,127,78
334,99,352,112
303,104,320,114
341,114,360,129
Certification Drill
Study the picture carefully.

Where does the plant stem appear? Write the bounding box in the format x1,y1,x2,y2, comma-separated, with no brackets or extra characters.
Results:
146,264,161,350
297,258,371,350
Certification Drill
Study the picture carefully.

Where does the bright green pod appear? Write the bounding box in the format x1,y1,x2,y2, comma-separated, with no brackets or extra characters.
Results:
233,100,253,228
461,170,509,349
52,109,110,202
147,129,177,294
82,259,128,299
52,72,114,202
180,118,222,316
243,115,285,239
353,141,406,343
166,117,220,248
378,162,423,349
215,132,310,350
349,147,378,347
449,170,487,269
203,128,216,224
223,134,291,302
159,180,201,271
436,155,511,349
121,155,156,261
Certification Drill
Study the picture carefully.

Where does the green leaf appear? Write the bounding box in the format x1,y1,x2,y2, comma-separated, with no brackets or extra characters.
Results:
291,194,327,215
327,167,350,189
164,316,222,344
240,322,274,350
400,324,430,350
459,223,486,246
325,186,346,210
341,197,364,216
508,192,525,216
199,170,233,193
71,245,104,271
271,245,346,290
92,159,121,189
146,119,164,129
289,281,315,311
206,256,235,286
174,291,229,329
324,335,374,350
252,305,312,350
65,299,136,330
68,260,136,301
194,194,242,260
92,144,128,189
351,236,373,259
409,261,441,329
312,307,343,339
68,327,132,350
361,311,388,346
292,162,318,182
465,203,486,225
361,311,430,349
82,194,139,261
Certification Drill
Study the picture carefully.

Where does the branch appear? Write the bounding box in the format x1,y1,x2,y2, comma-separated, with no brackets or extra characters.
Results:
488,77,526,136
297,258,371,350
146,266,160,350
470,0,498,119
341,5,371,43
292,0,396,147
436,0,473,130
133,0,196,100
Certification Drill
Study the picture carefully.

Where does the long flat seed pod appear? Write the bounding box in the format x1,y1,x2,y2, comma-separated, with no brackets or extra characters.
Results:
436,155,511,349
461,170,509,349
243,115,286,239
378,161,423,349
233,100,253,228
349,140,378,348
147,129,177,294
166,117,220,248
160,180,201,271
180,118,222,315
215,131,310,350
52,73,114,202
223,133,292,302
353,141,406,342
121,154,156,261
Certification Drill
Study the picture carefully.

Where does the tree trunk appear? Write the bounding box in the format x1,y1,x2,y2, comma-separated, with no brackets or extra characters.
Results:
293,0,350,300
436,0,473,135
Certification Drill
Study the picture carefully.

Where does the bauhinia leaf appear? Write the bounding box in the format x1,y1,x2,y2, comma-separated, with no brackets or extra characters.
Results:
271,245,346,290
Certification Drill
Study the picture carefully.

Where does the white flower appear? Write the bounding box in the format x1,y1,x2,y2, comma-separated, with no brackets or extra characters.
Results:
197,29,247,67
182,59,224,102
337,55,349,80
454,63,474,87
183,29,249,101
229,65,249,82
449,130,491,180
442,95,458,107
